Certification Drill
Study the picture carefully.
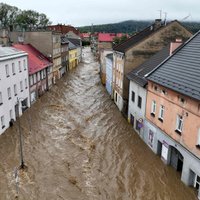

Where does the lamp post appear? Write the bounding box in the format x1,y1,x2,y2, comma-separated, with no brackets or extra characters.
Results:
17,98,25,169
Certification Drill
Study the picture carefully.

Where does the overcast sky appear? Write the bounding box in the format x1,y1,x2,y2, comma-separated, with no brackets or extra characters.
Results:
2,0,200,26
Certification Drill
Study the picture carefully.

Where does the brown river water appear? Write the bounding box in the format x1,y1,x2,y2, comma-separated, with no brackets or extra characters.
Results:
0,47,197,200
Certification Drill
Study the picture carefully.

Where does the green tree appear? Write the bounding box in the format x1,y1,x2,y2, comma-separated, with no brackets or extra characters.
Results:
0,3,19,28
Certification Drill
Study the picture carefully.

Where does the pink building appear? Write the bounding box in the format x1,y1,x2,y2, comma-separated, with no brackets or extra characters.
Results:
13,44,53,104
145,31,200,198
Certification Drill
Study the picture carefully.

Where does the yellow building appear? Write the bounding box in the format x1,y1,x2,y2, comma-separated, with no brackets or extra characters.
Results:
69,48,78,70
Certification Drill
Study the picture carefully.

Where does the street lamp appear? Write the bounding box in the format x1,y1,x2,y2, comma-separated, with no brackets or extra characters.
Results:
16,98,26,169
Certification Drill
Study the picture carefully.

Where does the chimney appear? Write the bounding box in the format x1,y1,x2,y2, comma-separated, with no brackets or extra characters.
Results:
170,38,182,55
154,19,162,30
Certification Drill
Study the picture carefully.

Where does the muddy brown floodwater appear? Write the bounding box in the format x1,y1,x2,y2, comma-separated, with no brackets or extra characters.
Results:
0,47,197,200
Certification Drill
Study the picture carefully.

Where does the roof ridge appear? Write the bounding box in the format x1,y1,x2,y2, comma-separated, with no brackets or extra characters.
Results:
146,30,200,77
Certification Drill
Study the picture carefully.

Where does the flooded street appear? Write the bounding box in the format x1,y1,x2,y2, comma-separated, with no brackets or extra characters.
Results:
0,47,197,200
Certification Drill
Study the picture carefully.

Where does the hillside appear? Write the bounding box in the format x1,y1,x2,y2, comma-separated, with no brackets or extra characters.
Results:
78,20,200,34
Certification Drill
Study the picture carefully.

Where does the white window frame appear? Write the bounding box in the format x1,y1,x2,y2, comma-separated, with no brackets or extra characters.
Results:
176,115,183,133
1,116,5,129
5,64,9,77
23,59,26,70
12,63,15,75
9,109,13,120
14,84,17,96
197,128,200,146
0,92,3,105
151,100,156,114
159,105,164,120
20,81,23,92
19,61,22,72
7,87,11,99
25,79,28,89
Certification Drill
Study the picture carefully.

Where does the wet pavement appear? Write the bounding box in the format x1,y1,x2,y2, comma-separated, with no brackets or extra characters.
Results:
0,47,197,200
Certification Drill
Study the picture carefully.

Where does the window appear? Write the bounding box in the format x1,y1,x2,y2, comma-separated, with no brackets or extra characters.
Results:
23,60,26,70
33,74,37,83
137,96,142,109
131,91,135,102
0,92,2,105
14,84,17,96
12,63,15,75
9,109,13,120
136,120,141,132
29,75,33,86
18,61,22,72
5,64,9,77
1,116,5,129
25,79,28,89
151,100,156,116
7,87,11,100
175,115,183,134
196,128,200,148
159,105,164,122
20,81,23,92
37,72,40,81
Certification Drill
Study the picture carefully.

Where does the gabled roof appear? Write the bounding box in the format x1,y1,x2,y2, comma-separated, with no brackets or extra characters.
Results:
67,38,81,47
98,33,116,42
106,53,113,61
61,36,69,44
64,39,77,50
113,20,182,53
127,45,170,87
13,44,52,75
147,31,200,101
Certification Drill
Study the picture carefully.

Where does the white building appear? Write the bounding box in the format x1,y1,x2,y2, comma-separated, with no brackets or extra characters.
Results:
0,47,30,135
126,45,172,138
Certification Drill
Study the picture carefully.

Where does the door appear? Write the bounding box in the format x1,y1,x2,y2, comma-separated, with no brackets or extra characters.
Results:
130,114,134,127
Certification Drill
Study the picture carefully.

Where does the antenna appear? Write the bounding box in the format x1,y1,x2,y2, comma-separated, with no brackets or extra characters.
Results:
181,13,191,21
157,9,162,19
164,12,167,25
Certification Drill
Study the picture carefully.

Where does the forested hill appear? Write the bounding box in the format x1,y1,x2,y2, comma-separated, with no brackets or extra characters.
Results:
78,20,200,34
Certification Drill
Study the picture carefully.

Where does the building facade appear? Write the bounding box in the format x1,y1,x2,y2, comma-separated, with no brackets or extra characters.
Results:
145,32,200,198
127,42,182,137
113,20,192,115
10,31,62,83
13,44,53,104
0,47,30,135
105,53,113,95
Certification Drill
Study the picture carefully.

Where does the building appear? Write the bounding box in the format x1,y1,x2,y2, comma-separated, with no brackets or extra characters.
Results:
67,38,82,63
100,49,113,85
0,29,9,46
48,24,80,38
13,44,53,104
61,36,69,74
0,47,30,135
112,19,192,114
10,31,62,83
67,39,78,70
105,53,113,96
145,31,200,198
126,41,182,138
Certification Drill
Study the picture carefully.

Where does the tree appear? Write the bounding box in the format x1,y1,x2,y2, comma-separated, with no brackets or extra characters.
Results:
0,3,51,30
0,3,19,28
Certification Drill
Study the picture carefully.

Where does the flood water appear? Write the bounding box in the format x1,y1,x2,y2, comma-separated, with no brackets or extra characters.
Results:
0,47,197,200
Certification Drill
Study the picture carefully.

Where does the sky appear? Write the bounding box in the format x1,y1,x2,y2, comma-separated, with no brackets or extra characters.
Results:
2,0,200,26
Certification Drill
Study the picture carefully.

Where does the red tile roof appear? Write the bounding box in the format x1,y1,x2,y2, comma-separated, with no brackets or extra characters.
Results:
98,33,128,42
98,33,117,42
80,33,90,38
13,44,52,75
